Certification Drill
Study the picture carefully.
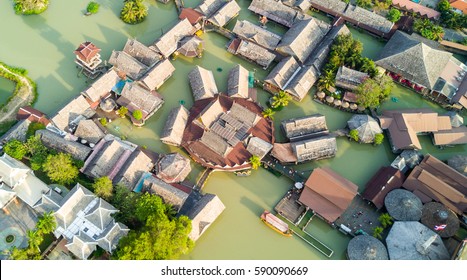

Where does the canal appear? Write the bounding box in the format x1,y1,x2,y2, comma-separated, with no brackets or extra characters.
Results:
0,0,465,260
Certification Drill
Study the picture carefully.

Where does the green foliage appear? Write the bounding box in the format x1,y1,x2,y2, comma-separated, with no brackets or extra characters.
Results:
120,0,148,24
378,213,393,228
132,109,143,120
413,19,444,41
93,176,114,200
356,75,394,108
117,106,128,117
372,226,384,240
374,0,392,11
271,91,291,109
4,139,27,160
317,70,336,91
374,133,384,145
438,3,467,30
387,8,401,23
26,122,45,139
87,1,100,14
249,155,261,170
99,118,108,126
26,136,49,170
42,153,79,185
261,108,275,120
36,212,57,235
349,129,359,142
14,0,49,15
356,0,374,9
437,0,451,12
111,183,141,228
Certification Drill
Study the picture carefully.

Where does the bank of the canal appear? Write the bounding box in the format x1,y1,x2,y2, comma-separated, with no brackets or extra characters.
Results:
0,0,465,260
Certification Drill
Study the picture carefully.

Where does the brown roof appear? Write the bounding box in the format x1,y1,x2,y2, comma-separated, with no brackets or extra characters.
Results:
402,154,467,215
433,126,467,146
343,91,358,103
362,166,406,209
299,167,358,223
74,42,101,63
179,8,204,25
271,143,297,163
450,0,467,14
17,106,50,126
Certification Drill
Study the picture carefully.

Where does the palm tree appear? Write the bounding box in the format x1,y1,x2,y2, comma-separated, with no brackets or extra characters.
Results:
271,90,291,109
372,227,384,240
249,155,261,170
36,211,57,235
120,0,147,24
317,70,335,91
26,230,43,251
262,108,275,120
378,213,393,228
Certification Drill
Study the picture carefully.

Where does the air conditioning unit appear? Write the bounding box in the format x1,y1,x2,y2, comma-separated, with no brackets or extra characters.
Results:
54,187,62,194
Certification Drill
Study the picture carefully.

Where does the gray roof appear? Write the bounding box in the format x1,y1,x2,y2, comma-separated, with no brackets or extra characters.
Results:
264,56,301,90
208,0,241,27
142,175,189,211
177,36,203,58
335,66,369,91
51,95,95,131
74,119,105,144
285,64,319,101
84,199,118,231
235,40,276,69
116,82,164,120
188,66,218,101
384,189,423,221
282,114,328,139
156,153,192,183
113,150,154,190
347,235,389,260
33,188,62,214
227,64,249,98
232,20,282,50
376,31,454,89
386,221,450,260
195,0,225,17
65,232,97,260
122,38,162,67
36,129,92,162
186,193,225,241
200,130,232,157
343,4,394,34
81,69,120,103
108,50,148,80
248,0,299,27
152,18,194,57
282,0,312,10
246,137,273,159
347,114,382,144
160,105,189,146
139,59,175,90
277,17,330,63
292,135,337,162
230,102,259,127
96,221,129,253
83,139,129,179
0,119,31,143
444,111,464,128
305,24,350,68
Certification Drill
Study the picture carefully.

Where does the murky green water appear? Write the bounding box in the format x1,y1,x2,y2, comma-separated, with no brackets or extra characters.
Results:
0,78,15,107
1,0,465,260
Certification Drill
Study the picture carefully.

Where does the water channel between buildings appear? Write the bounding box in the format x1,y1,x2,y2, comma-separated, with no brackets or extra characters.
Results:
0,0,466,260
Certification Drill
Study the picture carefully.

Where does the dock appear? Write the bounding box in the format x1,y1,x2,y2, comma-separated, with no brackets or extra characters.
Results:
274,189,306,223
261,155,307,183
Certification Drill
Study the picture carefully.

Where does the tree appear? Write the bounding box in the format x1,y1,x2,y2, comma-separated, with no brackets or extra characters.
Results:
349,129,359,142
9,247,40,260
3,139,27,160
14,0,49,15
132,109,143,120
271,91,291,109
111,183,141,228
26,229,43,252
42,153,79,185
317,70,336,91
372,226,384,240
100,118,108,126
413,19,444,41
387,8,401,23
120,0,148,24
374,133,384,145
26,122,45,139
25,135,47,156
356,75,394,108
437,0,451,12
87,1,100,14
36,211,57,235
378,213,393,228
93,176,114,200
356,0,373,9
249,155,261,170
117,106,128,117
262,108,275,120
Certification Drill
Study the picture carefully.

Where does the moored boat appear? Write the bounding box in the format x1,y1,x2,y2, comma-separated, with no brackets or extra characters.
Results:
260,210,293,237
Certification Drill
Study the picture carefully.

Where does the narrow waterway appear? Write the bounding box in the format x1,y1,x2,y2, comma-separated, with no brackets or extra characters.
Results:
0,0,465,260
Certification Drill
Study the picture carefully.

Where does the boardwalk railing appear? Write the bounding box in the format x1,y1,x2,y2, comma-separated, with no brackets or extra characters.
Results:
195,168,213,190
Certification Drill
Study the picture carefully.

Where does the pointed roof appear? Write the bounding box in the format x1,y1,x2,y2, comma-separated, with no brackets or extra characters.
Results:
177,36,203,58
65,231,98,260
113,149,153,191
0,185,17,209
122,38,161,67
139,59,175,90
264,56,301,90
248,0,299,27
74,119,105,144
156,153,192,183
161,105,189,147
208,0,241,27
81,69,120,104
347,114,382,143
142,175,189,211
232,20,282,50
188,66,218,101
116,82,164,120
195,0,225,17
152,18,194,58
36,129,92,162
54,184,96,231
96,221,129,253
186,193,225,241
74,42,101,63
84,199,118,231
227,64,249,99
109,51,148,80
347,235,389,260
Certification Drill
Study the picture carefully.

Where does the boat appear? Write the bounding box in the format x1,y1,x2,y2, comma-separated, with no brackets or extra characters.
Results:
260,210,293,237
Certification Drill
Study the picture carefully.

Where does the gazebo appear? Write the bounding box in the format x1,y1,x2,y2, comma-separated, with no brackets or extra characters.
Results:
386,221,450,260
445,111,464,128
156,153,192,183
177,36,203,58
421,202,460,238
347,114,383,143
384,189,422,221
448,155,467,176
347,235,388,260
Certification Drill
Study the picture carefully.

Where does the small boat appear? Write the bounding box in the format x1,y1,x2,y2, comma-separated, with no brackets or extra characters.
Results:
260,210,293,237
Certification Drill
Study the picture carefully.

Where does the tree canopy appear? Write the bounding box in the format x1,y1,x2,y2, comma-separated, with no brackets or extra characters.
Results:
356,75,394,108
93,176,114,200
87,1,100,14
120,0,148,24
14,0,49,15
42,153,79,185
132,109,143,120
387,8,401,23
413,19,444,41
3,139,27,160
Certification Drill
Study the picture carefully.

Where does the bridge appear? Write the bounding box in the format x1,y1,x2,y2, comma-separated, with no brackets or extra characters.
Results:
194,168,214,190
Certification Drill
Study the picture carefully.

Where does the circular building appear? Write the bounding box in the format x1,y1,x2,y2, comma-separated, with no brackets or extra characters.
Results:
386,221,450,260
182,95,274,171
384,189,422,221
347,114,383,143
448,155,467,176
156,153,192,183
347,235,388,260
421,202,459,238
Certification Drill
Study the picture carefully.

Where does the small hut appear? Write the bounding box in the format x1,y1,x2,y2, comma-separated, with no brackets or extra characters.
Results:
350,103,358,110
421,202,460,238
333,99,342,107
347,115,383,143
448,155,467,176
156,153,192,183
386,221,450,260
445,111,464,128
141,174,189,212
341,101,350,109
177,36,204,58
384,189,423,221
347,235,388,260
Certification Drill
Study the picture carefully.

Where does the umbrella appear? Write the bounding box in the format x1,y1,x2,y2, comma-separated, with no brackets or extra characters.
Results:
350,103,358,110
316,91,325,99
341,101,350,108
384,189,422,221
386,221,450,260
347,235,388,260
177,36,203,57
448,155,467,176
325,96,334,103
333,99,342,106
445,111,464,128
357,105,365,111
421,202,460,238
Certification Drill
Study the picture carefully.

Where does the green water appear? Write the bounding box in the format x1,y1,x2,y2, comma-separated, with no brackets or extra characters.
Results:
0,0,465,260
0,78,15,107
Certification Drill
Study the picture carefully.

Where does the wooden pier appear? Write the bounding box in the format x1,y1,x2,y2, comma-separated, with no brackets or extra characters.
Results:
262,155,307,183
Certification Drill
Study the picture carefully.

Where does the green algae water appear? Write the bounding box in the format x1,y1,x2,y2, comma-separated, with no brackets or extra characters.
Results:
0,78,15,107
0,0,465,260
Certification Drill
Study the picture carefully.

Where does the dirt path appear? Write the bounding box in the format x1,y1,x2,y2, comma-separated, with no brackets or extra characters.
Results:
0,64,34,124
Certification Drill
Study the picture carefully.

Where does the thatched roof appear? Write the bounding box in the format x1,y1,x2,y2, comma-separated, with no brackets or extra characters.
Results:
421,202,460,238
196,0,225,17
292,135,337,162
386,221,450,260
186,193,225,241
444,111,464,128
108,51,148,80
276,17,330,63
160,105,189,146
117,82,164,120
282,0,312,10
448,155,467,176
208,0,241,27
188,66,218,101
384,189,423,221
123,38,161,67
335,66,369,91
347,235,388,260
285,65,319,101
200,130,232,157
142,175,190,211
282,114,328,140
156,153,192,183
177,36,203,58
51,95,95,131
246,136,273,159
264,56,300,90
343,4,394,34
36,129,91,162
248,0,299,27
113,150,154,191
347,114,382,143
232,20,282,50
227,64,249,99
235,40,276,69
139,59,175,90
152,18,194,57
74,119,105,144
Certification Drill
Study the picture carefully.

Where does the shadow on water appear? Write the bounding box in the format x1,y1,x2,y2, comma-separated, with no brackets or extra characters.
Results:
239,196,264,216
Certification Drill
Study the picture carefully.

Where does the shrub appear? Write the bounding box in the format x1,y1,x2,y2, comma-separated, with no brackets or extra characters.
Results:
120,0,148,24
132,110,143,121
87,1,100,14
387,8,401,23
117,106,128,117
100,118,108,126
4,140,27,160
26,122,46,139
374,133,384,145
349,129,359,142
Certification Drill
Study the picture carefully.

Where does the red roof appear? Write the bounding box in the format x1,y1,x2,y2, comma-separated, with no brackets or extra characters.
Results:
16,106,50,126
362,166,405,209
179,8,203,25
392,0,441,19
74,41,101,63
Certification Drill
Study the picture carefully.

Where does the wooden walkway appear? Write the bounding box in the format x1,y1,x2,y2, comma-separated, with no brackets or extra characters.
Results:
194,168,213,190
262,155,307,183
205,24,236,39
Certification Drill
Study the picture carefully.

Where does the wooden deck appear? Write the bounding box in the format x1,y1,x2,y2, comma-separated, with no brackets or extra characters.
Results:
274,189,306,224
262,155,308,183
